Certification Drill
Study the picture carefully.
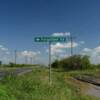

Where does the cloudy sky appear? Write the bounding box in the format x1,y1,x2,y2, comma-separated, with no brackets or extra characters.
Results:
0,0,100,64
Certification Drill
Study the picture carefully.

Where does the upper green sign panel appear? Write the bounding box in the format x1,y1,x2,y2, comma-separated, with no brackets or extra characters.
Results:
34,37,66,42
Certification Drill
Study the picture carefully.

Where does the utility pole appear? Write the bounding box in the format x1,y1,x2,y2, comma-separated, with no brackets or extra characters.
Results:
70,35,73,56
67,35,75,56
25,56,28,64
14,50,17,64
66,36,69,57
30,57,33,65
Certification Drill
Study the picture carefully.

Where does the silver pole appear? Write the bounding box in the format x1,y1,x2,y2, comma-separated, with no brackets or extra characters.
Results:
49,41,51,84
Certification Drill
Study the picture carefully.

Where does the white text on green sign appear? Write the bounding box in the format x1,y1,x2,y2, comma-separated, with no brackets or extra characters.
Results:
34,37,66,42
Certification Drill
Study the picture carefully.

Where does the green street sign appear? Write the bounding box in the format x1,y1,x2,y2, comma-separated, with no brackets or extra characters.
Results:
34,36,67,84
34,36,66,42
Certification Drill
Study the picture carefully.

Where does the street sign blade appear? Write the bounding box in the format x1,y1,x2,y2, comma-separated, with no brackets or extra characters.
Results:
34,36,66,42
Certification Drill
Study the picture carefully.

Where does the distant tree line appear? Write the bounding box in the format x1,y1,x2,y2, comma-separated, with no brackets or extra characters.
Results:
0,62,37,67
51,55,98,71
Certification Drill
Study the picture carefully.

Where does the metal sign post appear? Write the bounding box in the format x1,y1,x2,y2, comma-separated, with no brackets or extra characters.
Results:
49,41,51,84
34,36,66,84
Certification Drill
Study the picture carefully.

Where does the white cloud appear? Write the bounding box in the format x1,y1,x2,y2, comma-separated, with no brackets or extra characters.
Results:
94,46,100,53
65,32,71,36
0,45,3,48
50,42,78,55
5,51,10,55
51,42,78,49
20,50,41,58
52,32,70,36
51,48,64,55
46,43,65,55
81,46,100,64
46,49,49,53
37,51,41,54
1,47,8,51
50,32,78,57
0,45,8,51
59,54,68,58
83,48,92,52
51,43,65,49
81,48,93,57
51,43,64,55
66,42,78,48
80,41,85,44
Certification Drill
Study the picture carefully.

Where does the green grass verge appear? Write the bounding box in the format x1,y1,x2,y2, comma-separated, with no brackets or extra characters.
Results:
0,68,99,100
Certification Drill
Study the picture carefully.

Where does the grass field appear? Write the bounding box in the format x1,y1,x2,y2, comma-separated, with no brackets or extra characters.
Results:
0,67,100,100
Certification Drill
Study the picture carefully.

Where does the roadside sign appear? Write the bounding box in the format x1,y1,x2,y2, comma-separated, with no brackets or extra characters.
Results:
34,36,66,84
34,36,66,42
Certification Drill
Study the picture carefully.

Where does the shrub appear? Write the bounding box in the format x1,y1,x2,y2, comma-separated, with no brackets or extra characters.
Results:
52,55,91,71
51,60,59,68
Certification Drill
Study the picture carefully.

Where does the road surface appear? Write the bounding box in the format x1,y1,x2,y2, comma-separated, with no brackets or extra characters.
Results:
74,75,100,98
0,67,33,79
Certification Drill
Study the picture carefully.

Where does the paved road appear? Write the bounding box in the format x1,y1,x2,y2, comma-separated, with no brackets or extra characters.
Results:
0,67,33,79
